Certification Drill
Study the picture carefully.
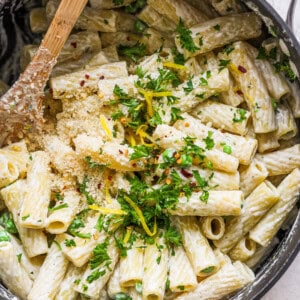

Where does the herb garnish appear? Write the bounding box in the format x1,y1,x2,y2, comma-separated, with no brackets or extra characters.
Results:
176,18,199,53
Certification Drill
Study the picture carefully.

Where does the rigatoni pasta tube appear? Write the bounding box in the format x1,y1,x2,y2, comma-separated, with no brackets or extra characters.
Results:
0,154,19,188
0,140,29,177
221,41,276,133
255,144,300,176
169,190,243,217
55,264,84,300
142,235,168,300
214,181,279,252
175,217,219,277
29,7,48,33
89,0,135,9
229,236,256,262
174,114,257,165
246,43,290,100
19,151,51,229
108,263,129,298
148,0,208,27
256,132,280,154
153,124,239,173
210,0,245,15
169,246,197,292
74,135,147,172
74,238,119,299
239,159,268,197
28,242,69,300
200,217,225,240
46,190,81,234
138,5,176,34
192,100,250,135
175,13,262,58
176,259,254,300
219,74,244,107
0,180,48,258
287,80,300,118
154,165,240,191
119,238,144,287
60,216,102,267
50,61,128,100
0,240,33,300
275,101,298,140
250,168,300,247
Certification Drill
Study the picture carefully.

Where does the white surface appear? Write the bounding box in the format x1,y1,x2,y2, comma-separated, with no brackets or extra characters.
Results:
262,1,300,299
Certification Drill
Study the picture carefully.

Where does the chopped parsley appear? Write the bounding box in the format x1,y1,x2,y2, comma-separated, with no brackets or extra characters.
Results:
222,43,235,55
213,24,221,31
203,131,214,150
21,214,30,221
164,226,182,248
124,0,146,13
79,175,95,205
86,269,106,283
183,77,194,94
113,293,132,300
112,0,124,5
176,18,199,53
222,144,232,154
170,107,184,123
0,230,10,242
17,253,22,263
218,59,231,72
85,156,106,170
200,190,209,203
48,203,69,212
233,108,247,123
130,145,153,160
134,19,147,33
136,282,142,294
118,42,146,63
172,47,185,65
201,266,215,273
0,211,18,235
89,239,111,270
272,99,279,113
68,213,91,239
64,239,76,247
274,56,296,82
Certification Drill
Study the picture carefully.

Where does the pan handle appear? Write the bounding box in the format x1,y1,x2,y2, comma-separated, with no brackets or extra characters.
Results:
286,0,298,33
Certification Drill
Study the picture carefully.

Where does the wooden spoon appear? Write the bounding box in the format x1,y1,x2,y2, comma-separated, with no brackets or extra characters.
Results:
0,0,88,146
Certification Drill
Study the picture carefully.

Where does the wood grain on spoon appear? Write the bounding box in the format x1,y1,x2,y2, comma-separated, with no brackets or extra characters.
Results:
0,0,88,146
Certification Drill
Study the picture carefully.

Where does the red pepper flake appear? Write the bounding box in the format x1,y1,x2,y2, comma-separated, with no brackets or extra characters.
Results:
189,182,197,188
80,80,85,87
126,36,130,41
97,182,102,189
180,168,193,178
49,88,53,94
85,74,90,80
107,175,112,181
70,42,77,48
119,149,124,154
238,65,247,73
132,163,137,167
99,75,105,80
236,90,243,95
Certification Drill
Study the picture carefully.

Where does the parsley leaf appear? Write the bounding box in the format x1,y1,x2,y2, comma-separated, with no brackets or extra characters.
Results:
64,239,76,247
183,77,194,94
48,203,69,212
170,107,184,123
130,145,153,160
200,190,209,203
192,170,208,189
223,144,232,154
79,175,95,205
0,211,18,235
113,293,132,300
113,0,124,5
68,216,91,239
213,24,220,31
233,108,247,123
176,18,199,53
118,42,146,63
218,59,231,72
164,226,182,247
0,230,10,242
89,239,111,270
222,43,235,55
203,131,214,150
86,269,106,283
172,47,185,65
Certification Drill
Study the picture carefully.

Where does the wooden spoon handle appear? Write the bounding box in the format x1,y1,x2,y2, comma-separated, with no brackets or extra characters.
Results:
41,0,88,58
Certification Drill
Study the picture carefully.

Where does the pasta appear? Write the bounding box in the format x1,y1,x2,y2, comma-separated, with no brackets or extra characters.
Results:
0,1,299,299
